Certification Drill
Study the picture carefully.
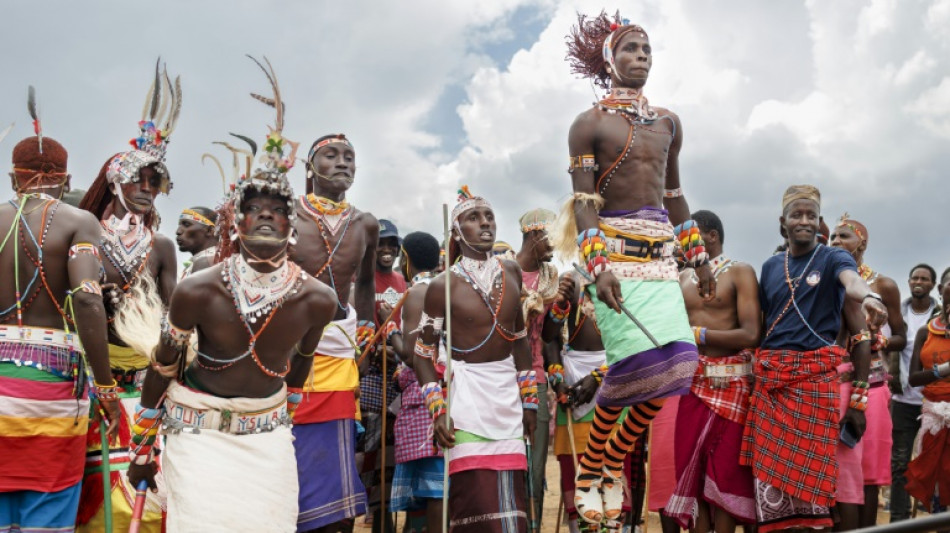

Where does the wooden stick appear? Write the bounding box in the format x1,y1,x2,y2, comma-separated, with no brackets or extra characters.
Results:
441,203,453,533
381,342,388,531
99,404,113,533
129,479,148,533
356,290,410,366
643,424,653,533
555,489,565,533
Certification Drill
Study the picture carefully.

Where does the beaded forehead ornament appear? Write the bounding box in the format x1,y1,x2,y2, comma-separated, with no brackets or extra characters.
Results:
106,59,181,195
451,185,492,231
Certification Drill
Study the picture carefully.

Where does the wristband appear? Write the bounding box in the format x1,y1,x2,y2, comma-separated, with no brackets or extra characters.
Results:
849,330,872,348
933,362,950,379
94,379,120,401
863,292,883,303
870,332,888,351
548,300,571,324
422,381,446,421
414,338,437,359
577,228,611,277
591,364,608,384
673,220,709,268
129,404,163,466
849,381,869,411
286,387,303,419
356,320,376,349
383,321,400,342
517,370,539,410
692,326,707,346
547,364,565,387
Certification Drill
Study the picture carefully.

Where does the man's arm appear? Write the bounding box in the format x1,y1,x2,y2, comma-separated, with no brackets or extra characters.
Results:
568,112,601,233
839,269,888,329
153,234,178,306
354,215,379,323
395,284,427,368
703,264,762,352
877,277,907,352
841,296,871,439
661,112,689,225
412,278,443,386
287,282,337,389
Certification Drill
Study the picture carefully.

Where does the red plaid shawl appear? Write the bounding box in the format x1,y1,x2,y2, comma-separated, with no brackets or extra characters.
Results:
740,346,846,507
692,349,754,424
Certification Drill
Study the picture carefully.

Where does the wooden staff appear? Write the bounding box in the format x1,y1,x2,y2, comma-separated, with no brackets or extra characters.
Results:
441,203,453,533
381,342,389,531
129,479,148,533
643,424,653,533
356,290,410,367
98,403,113,533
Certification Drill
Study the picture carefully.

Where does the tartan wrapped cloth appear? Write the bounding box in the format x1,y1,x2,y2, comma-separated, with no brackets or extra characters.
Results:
740,346,846,509
691,350,754,424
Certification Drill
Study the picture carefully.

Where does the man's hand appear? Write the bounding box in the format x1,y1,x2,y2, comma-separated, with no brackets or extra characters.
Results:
379,302,393,321
433,414,456,448
99,398,121,441
861,298,888,330
555,275,576,306
127,462,159,493
522,409,538,440
594,271,623,313
841,408,867,441
694,263,717,302
571,375,599,406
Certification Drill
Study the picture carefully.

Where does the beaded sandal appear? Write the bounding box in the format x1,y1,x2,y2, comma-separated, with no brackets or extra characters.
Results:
601,466,625,521
574,472,604,524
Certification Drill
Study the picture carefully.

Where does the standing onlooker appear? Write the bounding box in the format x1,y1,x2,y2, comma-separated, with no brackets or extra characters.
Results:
889,264,938,522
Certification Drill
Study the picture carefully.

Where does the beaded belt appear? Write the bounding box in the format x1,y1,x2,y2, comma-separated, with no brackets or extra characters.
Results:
112,367,148,391
163,398,291,435
0,326,82,379
703,362,753,378
604,235,673,261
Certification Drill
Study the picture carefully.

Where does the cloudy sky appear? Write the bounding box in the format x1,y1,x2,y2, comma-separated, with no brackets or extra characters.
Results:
2,0,948,298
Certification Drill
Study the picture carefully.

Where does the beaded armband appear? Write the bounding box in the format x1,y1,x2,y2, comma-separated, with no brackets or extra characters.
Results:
286,387,303,419
568,154,599,173
383,321,400,342
870,332,888,351
692,326,707,346
421,381,446,421
849,381,869,411
933,362,950,379
577,228,611,277
591,364,609,384
412,312,445,335
356,320,376,349
161,316,194,348
294,343,316,358
673,220,709,268
547,364,565,388
663,188,683,198
130,404,163,466
517,370,539,410
414,338,437,359
76,279,102,296
548,300,571,324
849,330,872,349
94,379,120,401
68,242,100,260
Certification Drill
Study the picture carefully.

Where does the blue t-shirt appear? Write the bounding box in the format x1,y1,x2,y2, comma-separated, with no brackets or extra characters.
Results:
760,244,857,351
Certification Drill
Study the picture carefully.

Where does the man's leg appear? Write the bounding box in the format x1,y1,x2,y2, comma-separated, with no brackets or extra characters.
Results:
425,497,444,533
602,400,666,519
530,382,551,525
576,405,626,522
889,401,921,522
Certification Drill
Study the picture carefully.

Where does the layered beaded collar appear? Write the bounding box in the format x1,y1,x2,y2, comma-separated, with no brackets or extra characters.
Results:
300,193,352,236
690,254,733,284
928,316,949,339
858,263,879,284
411,271,436,286
597,87,658,121
452,255,502,299
222,254,305,324
101,214,152,291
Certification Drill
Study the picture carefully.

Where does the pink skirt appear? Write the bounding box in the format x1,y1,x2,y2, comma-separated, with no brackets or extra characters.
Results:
861,386,892,485
648,396,680,511
836,382,865,505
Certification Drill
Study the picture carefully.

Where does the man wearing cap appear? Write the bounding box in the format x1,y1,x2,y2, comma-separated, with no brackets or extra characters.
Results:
740,185,887,533
358,218,406,532
0,106,120,533
176,206,218,278
517,207,558,524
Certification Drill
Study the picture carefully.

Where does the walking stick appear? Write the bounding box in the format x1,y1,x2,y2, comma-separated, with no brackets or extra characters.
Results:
381,342,389,532
555,495,564,533
441,204,453,533
98,401,114,533
129,479,148,533
642,424,653,533
526,438,538,533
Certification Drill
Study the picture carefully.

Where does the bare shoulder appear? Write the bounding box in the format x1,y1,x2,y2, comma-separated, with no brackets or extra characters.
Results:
300,275,338,313
353,208,379,231
728,261,758,282
500,258,523,284
569,107,602,135
153,233,176,254
174,263,223,301
653,106,680,122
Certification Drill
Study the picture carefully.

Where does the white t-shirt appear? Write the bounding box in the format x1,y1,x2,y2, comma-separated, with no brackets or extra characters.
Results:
893,302,935,405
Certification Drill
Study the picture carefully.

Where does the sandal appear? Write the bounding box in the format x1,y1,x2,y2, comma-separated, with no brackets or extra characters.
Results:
601,466,625,520
574,472,604,524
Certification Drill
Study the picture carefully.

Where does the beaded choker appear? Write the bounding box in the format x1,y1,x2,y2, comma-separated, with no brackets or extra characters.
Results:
454,256,502,298
101,215,153,304
929,317,949,338
300,194,352,235
223,254,304,323
597,87,658,120
691,254,734,284
412,271,436,286
858,264,879,284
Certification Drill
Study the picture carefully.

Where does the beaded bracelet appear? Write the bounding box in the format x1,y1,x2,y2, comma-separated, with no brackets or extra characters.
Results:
850,330,872,348
577,228,611,277
161,315,194,349
130,404,163,466
673,220,709,268
422,381,446,421
94,379,120,401
870,332,888,351
849,381,869,411
591,364,609,384
356,320,376,348
414,338,437,359
692,326,707,346
517,370,539,410
933,362,950,379
548,300,571,324
286,387,303,419
547,364,565,387
383,322,400,342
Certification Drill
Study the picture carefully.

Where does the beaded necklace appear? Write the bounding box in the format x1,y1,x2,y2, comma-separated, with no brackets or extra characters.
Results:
764,244,830,344
928,316,949,339
300,194,351,235
0,195,53,325
195,255,305,377
16,199,74,325
690,254,734,284
450,256,524,354
411,271,436,286
858,263,879,284
101,215,153,305
227,254,302,323
299,194,355,311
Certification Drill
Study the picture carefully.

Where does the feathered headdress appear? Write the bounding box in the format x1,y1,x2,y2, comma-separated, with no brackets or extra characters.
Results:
214,55,298,262
105,59,182,195
451,185,492,228
567,10,648,90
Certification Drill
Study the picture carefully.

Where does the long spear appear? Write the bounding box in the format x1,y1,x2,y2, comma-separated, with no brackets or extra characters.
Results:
441,203,453,532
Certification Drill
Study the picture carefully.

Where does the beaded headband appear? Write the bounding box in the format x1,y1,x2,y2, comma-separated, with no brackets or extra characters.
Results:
519,208,556,234
451,185,492,228
836,213,868,242
180,209,214,227
602,20,648,76
308,134,352,163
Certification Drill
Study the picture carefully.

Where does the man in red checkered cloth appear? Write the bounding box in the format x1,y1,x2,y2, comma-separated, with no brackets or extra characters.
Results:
667,210,760,532
739,185,887,532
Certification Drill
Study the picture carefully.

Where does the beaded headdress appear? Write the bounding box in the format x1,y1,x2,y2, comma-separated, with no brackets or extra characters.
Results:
105,60,182,195
451,185,492,230
214,56,298,261
836,213,868,242
519,208,556,234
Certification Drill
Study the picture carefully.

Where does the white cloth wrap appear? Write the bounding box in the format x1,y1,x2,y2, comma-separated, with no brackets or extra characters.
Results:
562,349,606,420
450,355,522,440
317,304,357,359
919,400,950,438
600,215,678,281
162,381,298,532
